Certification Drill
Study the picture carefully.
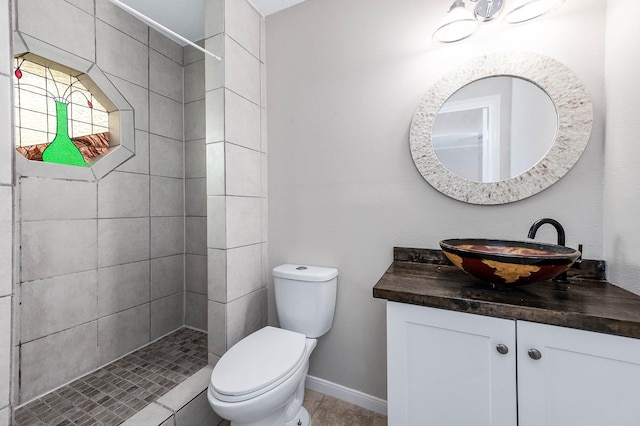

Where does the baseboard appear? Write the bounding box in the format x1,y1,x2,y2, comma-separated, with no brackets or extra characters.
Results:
305,375,387,416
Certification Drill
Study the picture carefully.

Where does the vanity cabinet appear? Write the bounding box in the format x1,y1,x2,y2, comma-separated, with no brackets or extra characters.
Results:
387,301,640,426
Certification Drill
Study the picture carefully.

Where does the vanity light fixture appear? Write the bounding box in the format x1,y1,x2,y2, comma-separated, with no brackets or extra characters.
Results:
433,0,565,43
432,0,479,43
503,0,565,23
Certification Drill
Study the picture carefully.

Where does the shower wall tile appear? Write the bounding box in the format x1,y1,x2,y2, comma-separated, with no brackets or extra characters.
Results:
151,293,184,339
0,187,11,297
208,300,226,356
98,217,150,268
96,0,148,44
205,0,224,38
21,219,97,282
65,0,93,14
20,178,97,221
204,35,225,92
206,197,226,249
208,249,226,303
261,62,267,109
17,0,95,62
151,216,184,258
150,28,183,65
0,5,7,76
184,60,205,103
226,243,261,302
226,143,260,197
96,20,148,88
20,270,97,342
225,0,260,59
261,286,268,328
150,49,184,103
98,171,150,218
227,289,262,348
20,321,98,403
225,89,261,151
185,99,206,142
115,131,150,176
206,142,225,196
151,176,184,217
98,260,150,316
261,198,268,243
150,134,184,179
151,254,184,300
225,36,260,105
185,291,207,331
261,153,268,196
98,303,150,365
205,87,224,143
186,254,207,295
261,242,268,285
0,296,10,409
261,107,268,153
226,196,261,248
186,217,207,255
186,178,207,217
184,41,205,66
208,244,261,304
107,76,150,132
150,92,184,141
185,140,206,179
0,77,12,186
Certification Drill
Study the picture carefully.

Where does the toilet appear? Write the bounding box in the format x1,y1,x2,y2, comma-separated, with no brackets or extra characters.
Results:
207,264,338,426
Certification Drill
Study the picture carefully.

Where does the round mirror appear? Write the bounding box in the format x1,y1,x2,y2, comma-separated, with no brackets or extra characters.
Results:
410,52,593,204
433,76,557,183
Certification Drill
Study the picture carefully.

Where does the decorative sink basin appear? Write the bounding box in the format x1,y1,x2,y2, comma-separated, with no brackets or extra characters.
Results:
439,238,581,286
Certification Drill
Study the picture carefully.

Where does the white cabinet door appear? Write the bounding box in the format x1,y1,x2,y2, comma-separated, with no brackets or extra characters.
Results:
387,301,517,426
518,321,640,426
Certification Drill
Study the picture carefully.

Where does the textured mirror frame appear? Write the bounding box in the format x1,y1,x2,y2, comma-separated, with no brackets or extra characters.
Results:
410,51,593,205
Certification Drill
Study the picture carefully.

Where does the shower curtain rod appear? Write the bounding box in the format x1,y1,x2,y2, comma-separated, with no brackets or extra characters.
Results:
107,0,222,61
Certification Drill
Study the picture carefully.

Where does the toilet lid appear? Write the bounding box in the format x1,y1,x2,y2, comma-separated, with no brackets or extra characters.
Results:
211,326,307,398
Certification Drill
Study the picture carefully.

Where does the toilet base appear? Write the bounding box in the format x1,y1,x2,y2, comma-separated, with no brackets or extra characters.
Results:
285,406,309,426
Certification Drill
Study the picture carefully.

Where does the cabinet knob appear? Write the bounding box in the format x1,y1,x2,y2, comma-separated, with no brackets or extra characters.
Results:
496,344,509,354
528,348,542,360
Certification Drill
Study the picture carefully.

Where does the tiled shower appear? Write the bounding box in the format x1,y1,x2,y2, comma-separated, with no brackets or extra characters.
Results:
0,0,267,422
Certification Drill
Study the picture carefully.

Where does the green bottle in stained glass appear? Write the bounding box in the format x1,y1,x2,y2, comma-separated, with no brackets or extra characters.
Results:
42,99,87,167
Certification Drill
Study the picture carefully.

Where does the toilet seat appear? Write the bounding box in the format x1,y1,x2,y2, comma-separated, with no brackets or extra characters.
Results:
211,326,307,403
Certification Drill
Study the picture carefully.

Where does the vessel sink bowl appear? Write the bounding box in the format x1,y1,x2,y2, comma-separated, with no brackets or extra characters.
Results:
439,238,581,286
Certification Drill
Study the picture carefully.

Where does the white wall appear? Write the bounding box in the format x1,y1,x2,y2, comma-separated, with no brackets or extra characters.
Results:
266,0,606,399
604,0,640,294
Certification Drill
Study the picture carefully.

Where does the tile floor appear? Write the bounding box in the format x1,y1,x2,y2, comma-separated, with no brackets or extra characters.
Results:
304,389,387,426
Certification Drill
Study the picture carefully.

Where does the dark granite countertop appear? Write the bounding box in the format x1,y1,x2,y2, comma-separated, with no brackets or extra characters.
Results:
373,247,640,339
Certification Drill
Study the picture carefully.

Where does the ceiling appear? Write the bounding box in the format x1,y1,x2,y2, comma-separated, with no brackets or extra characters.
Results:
118,0,307,44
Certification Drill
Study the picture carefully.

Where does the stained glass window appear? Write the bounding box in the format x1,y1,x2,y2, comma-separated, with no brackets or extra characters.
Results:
14,54,112,166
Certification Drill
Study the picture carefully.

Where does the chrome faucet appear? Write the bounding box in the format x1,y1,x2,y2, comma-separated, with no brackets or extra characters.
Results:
527,218,568,283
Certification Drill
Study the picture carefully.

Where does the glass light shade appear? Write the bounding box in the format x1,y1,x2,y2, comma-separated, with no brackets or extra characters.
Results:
504,0,565,24
433,2,479,43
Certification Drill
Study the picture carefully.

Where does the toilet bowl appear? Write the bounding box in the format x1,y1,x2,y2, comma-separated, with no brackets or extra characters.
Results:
208,264,338,426
208,327,317,426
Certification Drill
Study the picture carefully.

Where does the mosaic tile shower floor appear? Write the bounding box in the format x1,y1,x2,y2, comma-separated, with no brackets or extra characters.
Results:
14,327,207,426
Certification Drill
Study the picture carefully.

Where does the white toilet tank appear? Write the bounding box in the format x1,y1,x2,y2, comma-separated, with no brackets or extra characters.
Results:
272,264,338,338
